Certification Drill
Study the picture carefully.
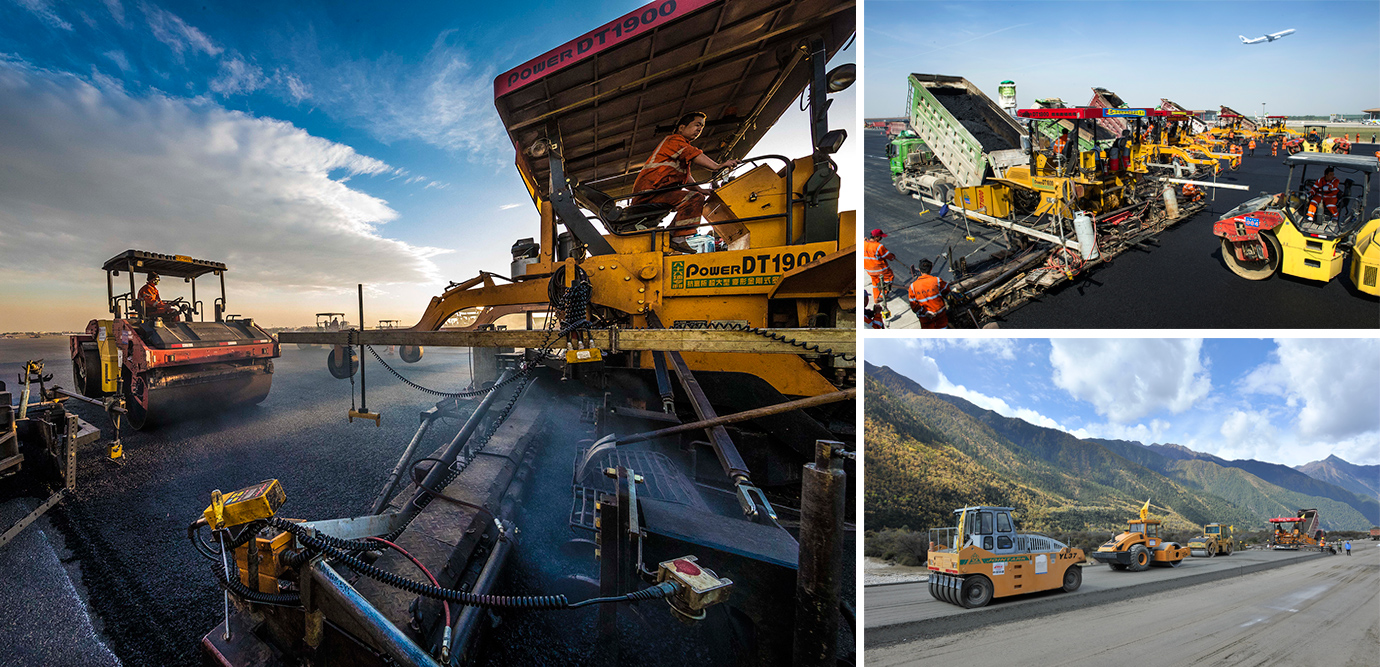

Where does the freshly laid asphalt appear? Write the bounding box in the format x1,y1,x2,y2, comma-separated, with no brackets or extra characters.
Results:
867,544,1378,666
1,338,479,666
863,129,1380,328
864,547,1322,647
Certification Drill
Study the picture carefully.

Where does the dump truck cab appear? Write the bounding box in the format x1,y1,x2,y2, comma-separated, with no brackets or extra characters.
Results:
1214,153,1380,294
69,250,279,429
926,506,1084,608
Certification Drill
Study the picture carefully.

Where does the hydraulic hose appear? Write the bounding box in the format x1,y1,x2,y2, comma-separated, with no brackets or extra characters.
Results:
268,517,678,611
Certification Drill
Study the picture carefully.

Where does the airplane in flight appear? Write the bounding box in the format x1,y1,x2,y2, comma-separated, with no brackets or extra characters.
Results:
1240,29,1295,44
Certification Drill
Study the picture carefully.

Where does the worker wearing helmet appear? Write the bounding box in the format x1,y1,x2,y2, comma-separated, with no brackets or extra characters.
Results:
137,273,177,319
1248,137,1256,156
1181,183,1202,203
631,112,739,253
864,229,898,314
908,259,950,329
1306,167,1342,222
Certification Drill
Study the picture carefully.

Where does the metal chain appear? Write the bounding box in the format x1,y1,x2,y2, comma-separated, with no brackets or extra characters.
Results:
672,321,855,362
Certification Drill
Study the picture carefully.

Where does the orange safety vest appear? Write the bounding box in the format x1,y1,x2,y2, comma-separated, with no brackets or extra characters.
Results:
908,273,949,327
1309,176,1341,204
864,309,885,329
631,134,704,204
138,283,160,304
1053,136,1068,155
863,239,896,278
1249,139,1256,149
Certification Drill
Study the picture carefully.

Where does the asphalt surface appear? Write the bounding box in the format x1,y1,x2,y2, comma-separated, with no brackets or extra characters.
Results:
866,544,1379,666
864,547,1320,644
1,337,480,666
1,337,855,666
863,129,1380,328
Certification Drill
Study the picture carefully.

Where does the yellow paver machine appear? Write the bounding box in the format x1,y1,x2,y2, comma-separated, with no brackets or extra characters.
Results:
236,1,858,665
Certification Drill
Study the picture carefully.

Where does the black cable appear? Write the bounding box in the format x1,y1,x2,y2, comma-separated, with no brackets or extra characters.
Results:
210,562,303,607
268,518,679,611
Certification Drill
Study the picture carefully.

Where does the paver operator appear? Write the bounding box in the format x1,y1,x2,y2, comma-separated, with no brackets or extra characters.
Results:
631,111,739,253
864,229,898,316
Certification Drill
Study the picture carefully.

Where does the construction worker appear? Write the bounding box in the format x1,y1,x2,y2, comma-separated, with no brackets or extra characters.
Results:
137,273,177,319
1181,183,1202,203
1052,129,1071,172
908,259,950,329
1248,137,1256,156
1306,166,1342,222
1345,540,1351,556
864,229,898,313
631,111,739,253
1271,141,1278,156
862,293,885,329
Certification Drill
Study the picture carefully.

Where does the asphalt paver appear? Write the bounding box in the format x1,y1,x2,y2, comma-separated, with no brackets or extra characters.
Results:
863,129,1380,328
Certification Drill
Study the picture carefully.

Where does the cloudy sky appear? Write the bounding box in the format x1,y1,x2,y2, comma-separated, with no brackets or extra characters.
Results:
866,337,1380,467
0,1,857,330
865,0,1378,117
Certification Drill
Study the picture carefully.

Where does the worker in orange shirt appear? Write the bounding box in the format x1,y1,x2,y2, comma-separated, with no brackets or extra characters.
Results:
864,229,898,315
137,273,178,319
908,259,950,329
1271,141,1278,156
1248,137,1256,156
1181,183,1203,203
1051,129,1071,173
631,111,739,253
1306,166,1341,222
862,293,885,329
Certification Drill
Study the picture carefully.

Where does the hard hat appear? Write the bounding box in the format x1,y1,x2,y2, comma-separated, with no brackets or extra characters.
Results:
147,272,160,282
870,229,888,239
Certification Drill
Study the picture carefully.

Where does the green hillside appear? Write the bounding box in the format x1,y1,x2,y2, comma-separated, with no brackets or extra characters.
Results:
864,365,1247,533
1096,441,1374,530
864,362,1371,536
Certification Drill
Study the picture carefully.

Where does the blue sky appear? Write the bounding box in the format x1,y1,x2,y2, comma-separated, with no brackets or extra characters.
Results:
0,1,856,329
866,338,1380,467
864,0,1379,117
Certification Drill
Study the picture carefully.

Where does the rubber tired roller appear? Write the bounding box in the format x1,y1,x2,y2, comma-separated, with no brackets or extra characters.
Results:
69,250,280,429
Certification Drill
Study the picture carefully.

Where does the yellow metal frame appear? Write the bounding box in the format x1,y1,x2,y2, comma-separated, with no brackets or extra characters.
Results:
1347,218,1380,295
1275,223,1347,282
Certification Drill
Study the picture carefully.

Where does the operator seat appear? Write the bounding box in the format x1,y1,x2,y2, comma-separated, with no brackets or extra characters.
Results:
575,184,674,234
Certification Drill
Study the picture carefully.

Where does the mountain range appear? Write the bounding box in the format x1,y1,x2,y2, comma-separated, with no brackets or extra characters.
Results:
865,362,1378,535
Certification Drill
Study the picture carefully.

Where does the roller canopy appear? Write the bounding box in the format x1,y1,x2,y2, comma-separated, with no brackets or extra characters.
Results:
102,250,225,279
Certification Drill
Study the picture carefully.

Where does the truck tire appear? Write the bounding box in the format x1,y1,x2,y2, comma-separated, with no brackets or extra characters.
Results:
1062,565,1082,592
959,575,993,609
1128,544,1151,572
1204,543,1216,558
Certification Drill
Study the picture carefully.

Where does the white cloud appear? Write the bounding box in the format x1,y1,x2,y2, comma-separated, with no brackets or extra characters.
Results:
292,30,506,165
1240,338,1380,442
1049,339,1211,423
142,2,221,58
280,70,310,104
14,0,72,30
102,0,125,25
892,340,1070,432
0,60,446,318
209,57,265,96
102,50,132,73
499,203,522,210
